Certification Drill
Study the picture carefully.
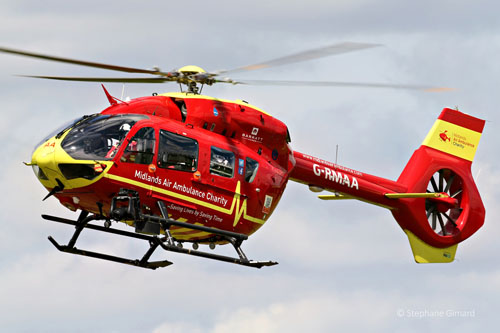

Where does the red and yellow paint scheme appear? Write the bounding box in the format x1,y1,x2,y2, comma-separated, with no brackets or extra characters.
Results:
2,43,484,267
32,92,291,244
292,108,485,263
30,88,485,264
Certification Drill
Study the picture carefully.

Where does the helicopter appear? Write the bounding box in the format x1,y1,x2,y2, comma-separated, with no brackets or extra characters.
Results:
0,43,485,269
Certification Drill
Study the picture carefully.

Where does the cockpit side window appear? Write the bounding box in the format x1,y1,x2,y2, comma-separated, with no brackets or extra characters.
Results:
158,130,198,172
210,147,235,178
120,127,156,164
245,157,259,183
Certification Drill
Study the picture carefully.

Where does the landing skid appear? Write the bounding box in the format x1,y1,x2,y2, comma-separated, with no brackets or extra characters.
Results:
43,191,277,270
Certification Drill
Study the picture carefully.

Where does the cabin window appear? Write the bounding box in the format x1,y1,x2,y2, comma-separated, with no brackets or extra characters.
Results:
210,147,235,178
120,127,156,164
158,130,198,172
245,157,259,183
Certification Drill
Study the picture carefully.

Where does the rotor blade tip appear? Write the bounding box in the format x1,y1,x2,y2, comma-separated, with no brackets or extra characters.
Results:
424,87,456,93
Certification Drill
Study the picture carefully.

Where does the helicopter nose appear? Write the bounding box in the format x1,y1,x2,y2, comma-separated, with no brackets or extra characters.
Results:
31,139,67,191
30,135,112,197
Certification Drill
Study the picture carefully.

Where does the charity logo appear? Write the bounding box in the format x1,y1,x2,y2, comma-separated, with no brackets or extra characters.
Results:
439,130,451,142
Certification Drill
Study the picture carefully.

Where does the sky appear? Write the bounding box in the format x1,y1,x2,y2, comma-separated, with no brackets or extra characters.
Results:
1,1,500,332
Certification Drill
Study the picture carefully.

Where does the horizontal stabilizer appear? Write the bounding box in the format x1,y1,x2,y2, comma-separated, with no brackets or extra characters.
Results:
318,194,353,200
385,192,448,199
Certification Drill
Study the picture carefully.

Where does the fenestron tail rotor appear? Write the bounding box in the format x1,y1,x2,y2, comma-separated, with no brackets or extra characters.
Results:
425,169,463,236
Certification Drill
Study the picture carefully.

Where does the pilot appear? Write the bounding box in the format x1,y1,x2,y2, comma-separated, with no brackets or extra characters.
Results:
106,123,132,158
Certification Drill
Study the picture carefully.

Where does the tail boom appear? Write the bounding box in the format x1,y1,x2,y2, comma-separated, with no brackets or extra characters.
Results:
289,152,406,209
289,108,486,263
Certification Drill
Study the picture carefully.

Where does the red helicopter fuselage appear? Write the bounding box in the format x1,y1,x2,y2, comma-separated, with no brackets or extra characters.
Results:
31,90,486,264
32,92,293,241
0,40,482,266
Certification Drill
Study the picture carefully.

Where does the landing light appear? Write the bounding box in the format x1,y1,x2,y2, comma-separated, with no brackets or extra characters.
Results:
32,165,48,180
308,185,324,193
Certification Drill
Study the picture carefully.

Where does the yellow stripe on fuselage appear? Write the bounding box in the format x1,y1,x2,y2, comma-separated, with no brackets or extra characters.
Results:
422,119,482,162
171,231,213,239
104,173,265,226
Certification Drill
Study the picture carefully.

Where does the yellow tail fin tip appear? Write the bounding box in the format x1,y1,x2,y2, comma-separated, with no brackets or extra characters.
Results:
404,229,457,263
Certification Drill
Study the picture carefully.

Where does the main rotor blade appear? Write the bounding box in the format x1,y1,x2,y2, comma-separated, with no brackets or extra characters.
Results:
0,47,169,76
230,79,454,92
19,75,173,83
219,42,381,75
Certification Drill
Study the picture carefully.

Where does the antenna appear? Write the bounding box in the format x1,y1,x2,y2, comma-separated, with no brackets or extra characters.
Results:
475,168,481,181
332,144,340,197
121,84,125,101
335,144,339,165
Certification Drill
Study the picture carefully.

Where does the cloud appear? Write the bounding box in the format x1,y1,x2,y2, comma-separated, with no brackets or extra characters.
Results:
153,277,495,332
1,1,500,332
211,292,394,332
151,291,397,333
153,322,203,333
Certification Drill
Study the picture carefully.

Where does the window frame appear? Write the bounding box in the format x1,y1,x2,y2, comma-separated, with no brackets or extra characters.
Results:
244,157,259,183
120,126,157,165
209,146,235,178
157,129,199,172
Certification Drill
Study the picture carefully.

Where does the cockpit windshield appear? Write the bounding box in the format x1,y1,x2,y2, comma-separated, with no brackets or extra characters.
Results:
61,114,148,160
33,115,88,155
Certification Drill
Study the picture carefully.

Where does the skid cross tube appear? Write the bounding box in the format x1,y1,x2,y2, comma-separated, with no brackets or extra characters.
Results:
43,214,173,269
43,212,277,269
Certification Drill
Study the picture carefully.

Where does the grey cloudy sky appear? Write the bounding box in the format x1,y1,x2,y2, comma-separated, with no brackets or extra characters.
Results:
1,1,499,332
